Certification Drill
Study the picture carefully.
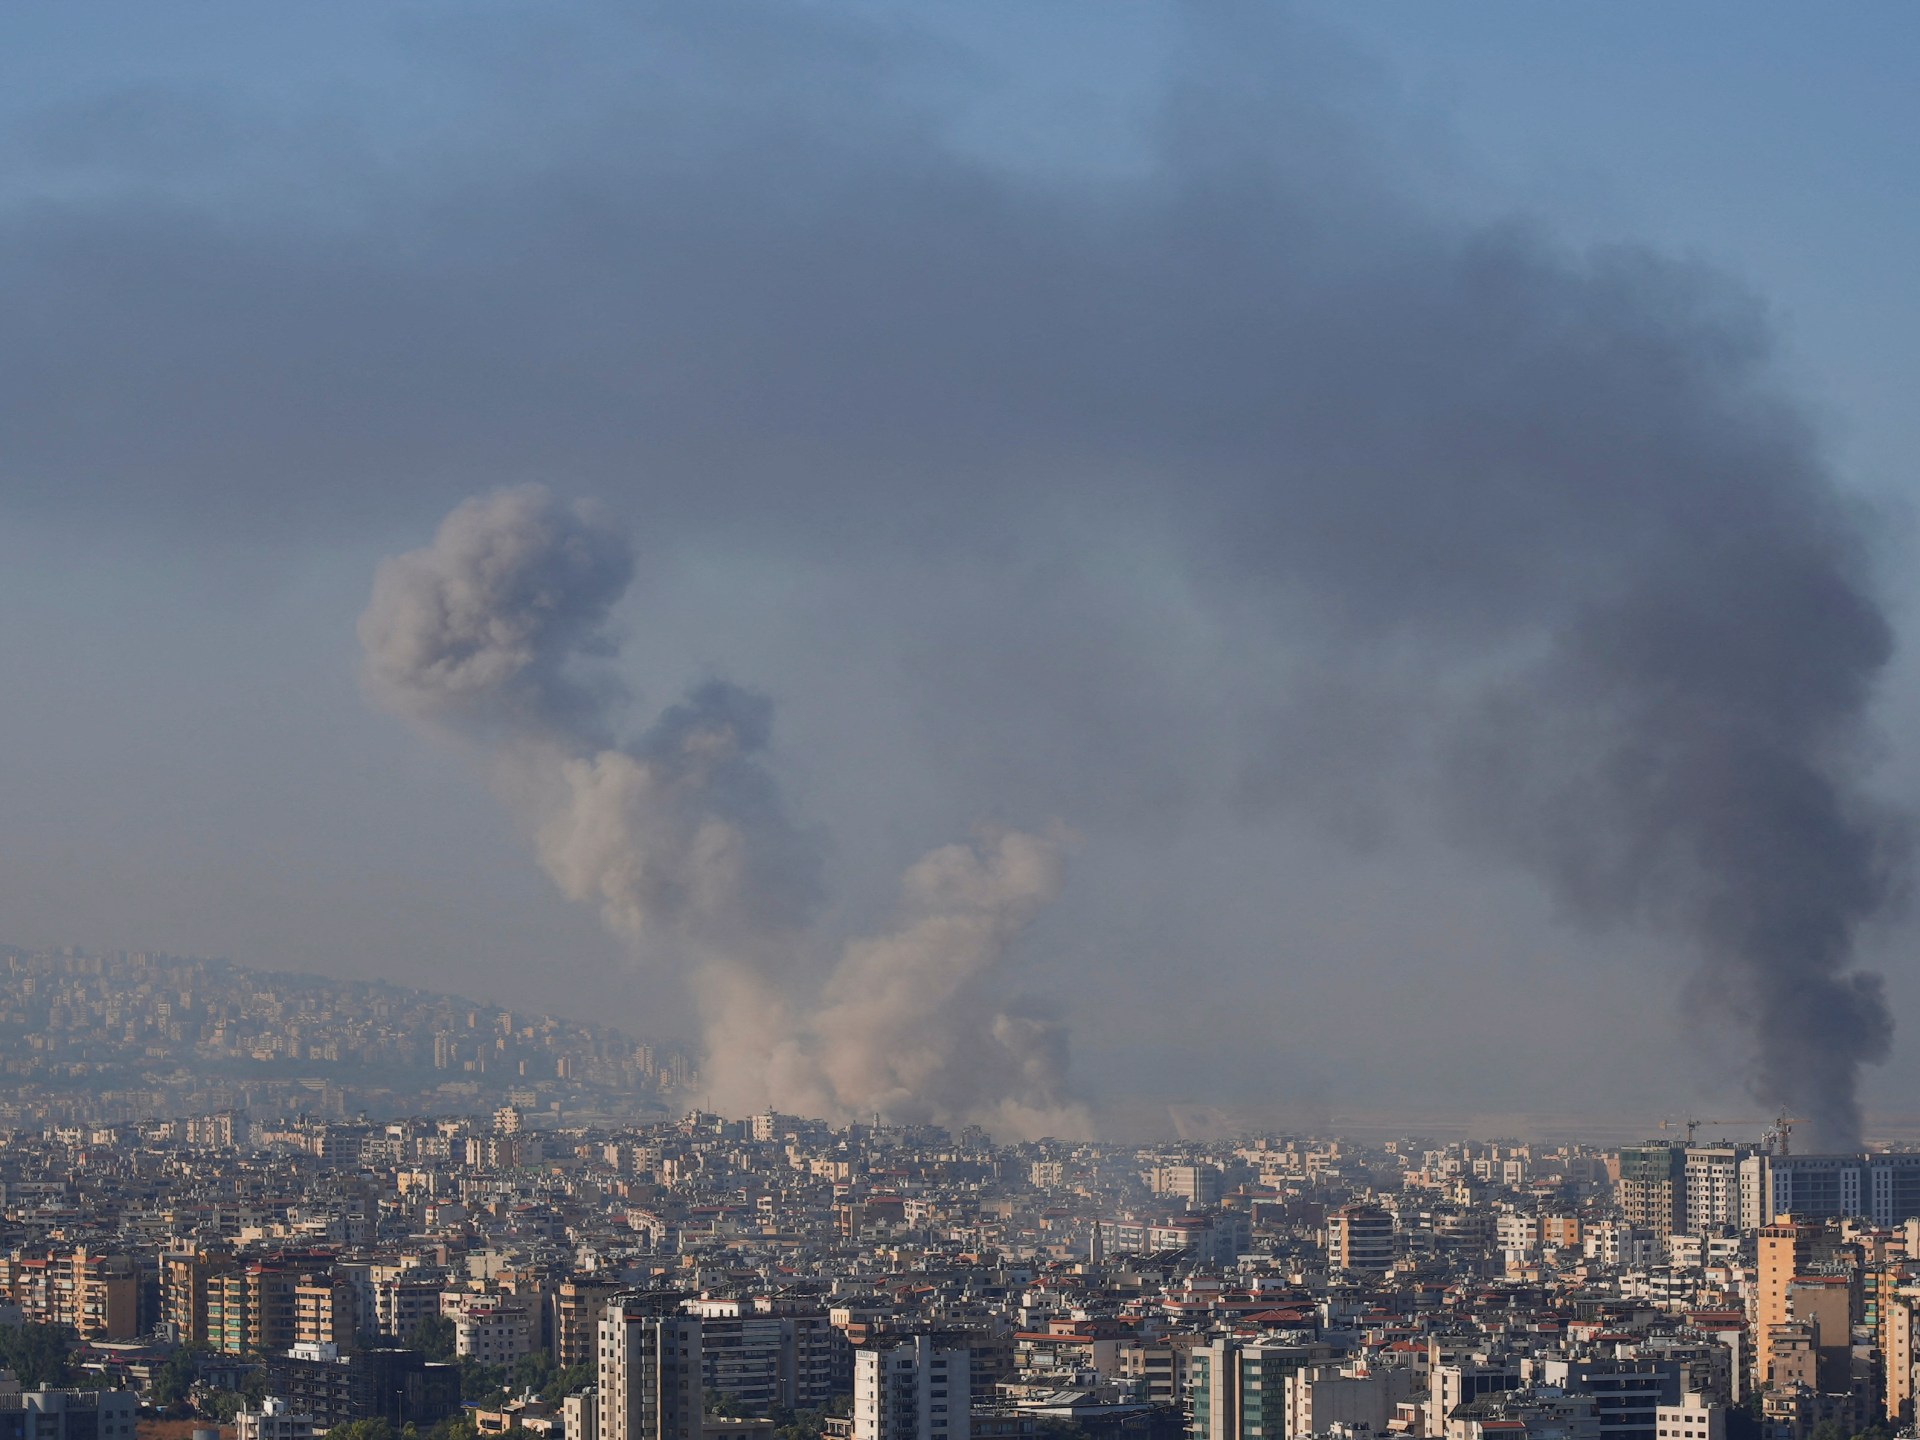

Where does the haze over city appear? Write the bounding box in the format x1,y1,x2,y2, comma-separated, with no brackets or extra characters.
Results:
3,2,1918,1140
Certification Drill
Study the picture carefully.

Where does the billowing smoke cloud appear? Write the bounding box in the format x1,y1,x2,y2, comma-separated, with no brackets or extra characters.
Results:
360,487,820,947
358,486,633,746
4,4,1906,1139
705,827,1091,1139
360,485,1085,1137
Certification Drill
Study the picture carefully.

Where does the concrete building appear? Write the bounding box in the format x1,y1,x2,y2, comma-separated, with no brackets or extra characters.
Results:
1430,1344,1525,1425
853,1333,969,1440
1448,1386,1599,1440
1653,1393,1723,1440
292,1278,359,1351
557,1281,622,1369
1754,1219,1858,1390
0,1390,137,1440
1617,1148,1685,1240
567,1392,599,1440
1327,1205,1395,1275
0,1248,139,1341
456,1298,539,1364
687,1301,842,1414
1150,1165,1224,1210
1756,1153,1920,1227
267,1344,459,1431
1530,1358,1681,1440
599,1296,704,1440
1681,1148,1758,1233
1286,1365,1417,1439
1191,1339,1315,1440
236,1397,315,1440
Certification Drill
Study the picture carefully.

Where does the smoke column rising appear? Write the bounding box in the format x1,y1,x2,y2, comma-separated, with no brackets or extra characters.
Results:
360,485,1087,1137
709,827,1092,1139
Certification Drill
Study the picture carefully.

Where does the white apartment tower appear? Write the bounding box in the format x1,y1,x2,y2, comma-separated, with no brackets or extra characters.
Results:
854,1334,970,1440
1682,1147,1760,1232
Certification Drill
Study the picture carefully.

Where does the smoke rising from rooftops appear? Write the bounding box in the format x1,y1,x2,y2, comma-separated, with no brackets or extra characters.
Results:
360,485,1087,1138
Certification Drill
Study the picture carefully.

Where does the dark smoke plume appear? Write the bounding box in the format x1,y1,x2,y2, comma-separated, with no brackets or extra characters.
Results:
3,4,1903,1137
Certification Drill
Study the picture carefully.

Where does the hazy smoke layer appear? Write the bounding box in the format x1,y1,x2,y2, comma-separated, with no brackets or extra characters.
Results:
21,4,1900,1136
361,486,1083,1137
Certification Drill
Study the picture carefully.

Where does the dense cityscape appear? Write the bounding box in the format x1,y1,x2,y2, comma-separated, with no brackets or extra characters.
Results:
0,948,1915,1440
0,948,694,1132
3,15,1913,1440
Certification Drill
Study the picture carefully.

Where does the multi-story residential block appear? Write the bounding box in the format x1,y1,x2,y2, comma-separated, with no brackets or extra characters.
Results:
1618,1147,1685,1240
268,1344,459,1431
598,1296,703,1440
236,1397,316,1440
0,1248,139,1340
0,1390,138,1440
853,1334,969,1440
558,1280,622,1369
1327,1205,1395,1275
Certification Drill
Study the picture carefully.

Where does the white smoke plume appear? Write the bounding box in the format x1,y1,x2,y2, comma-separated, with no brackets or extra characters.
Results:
360,486,1084,1138
359,486,819,948
704,827,1093,1139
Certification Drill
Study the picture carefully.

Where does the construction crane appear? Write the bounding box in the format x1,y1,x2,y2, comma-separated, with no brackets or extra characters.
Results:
1658,1116,1776,1147
1767,1113,1798,1156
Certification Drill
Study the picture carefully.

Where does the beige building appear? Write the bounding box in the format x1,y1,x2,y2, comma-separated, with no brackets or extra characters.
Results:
0,1247,139,1340
236,1398,315,1440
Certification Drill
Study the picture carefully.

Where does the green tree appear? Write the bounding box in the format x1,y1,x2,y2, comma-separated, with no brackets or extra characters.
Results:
770,1404,831,1440
509,1350,556,1397
541,1362,594,1402
0,1323,77,1388
151,1345,208,1407
457,1356,510,1404
413,1316,458,1364
198,1390,248,1424
426,1415,480,1440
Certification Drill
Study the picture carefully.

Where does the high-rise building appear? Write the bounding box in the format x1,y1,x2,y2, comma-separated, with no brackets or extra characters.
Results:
1754,1219,1859,1390
557,1280,622,1369
598,1296,702,1440
853,1333,969,1440
1150,1164,1224,1210
1191,1338,1337,1440
687,1301,844,1415
1681,1147,1759,1232
1530,1358,1681,1440
267,1346,459,1431
1753,1153,1920,1227
1617,1147,1685,1239
0,1248,139,1341
0,1390,137,1440
1326,1205,1395,1275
